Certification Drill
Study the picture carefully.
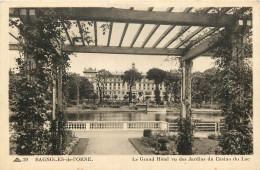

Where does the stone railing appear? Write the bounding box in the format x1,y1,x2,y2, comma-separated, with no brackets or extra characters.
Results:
65,121,167,131
65,121,225,132
168,122,226,133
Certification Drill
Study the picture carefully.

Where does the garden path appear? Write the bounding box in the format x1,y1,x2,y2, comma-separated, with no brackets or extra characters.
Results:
74,131,143,155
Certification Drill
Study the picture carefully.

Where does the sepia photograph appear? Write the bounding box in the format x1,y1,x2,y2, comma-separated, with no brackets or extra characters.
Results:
1,1,260,170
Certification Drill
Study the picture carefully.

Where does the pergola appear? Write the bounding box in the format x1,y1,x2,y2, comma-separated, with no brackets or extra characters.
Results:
9,7,252,123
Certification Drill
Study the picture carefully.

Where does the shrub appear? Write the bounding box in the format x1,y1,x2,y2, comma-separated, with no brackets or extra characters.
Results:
218,130,253,155
143,129,152,137
168,135,177,141
91,106,97,110
158,137,170,151
67,103,73,107
141,137,157,148
208,134,217,140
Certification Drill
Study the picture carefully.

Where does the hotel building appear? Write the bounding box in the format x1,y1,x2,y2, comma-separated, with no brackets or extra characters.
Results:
83,63,167,101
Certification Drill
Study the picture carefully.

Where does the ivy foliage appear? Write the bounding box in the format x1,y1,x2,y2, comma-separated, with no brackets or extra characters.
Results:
212,9,253,154
9,8,97,155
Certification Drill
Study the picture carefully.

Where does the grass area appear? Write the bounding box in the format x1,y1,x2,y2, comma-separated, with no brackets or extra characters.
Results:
129,137,219,155
193,138,219,155
129,138,154,155
70,138,89,155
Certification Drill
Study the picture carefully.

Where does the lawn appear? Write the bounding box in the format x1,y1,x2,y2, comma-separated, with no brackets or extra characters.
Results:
129,137,219,155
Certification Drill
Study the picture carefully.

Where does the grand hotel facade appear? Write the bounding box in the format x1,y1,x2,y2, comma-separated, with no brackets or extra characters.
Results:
83,63,167,101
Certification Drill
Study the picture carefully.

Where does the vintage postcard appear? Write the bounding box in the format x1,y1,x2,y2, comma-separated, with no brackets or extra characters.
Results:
0,1,260,170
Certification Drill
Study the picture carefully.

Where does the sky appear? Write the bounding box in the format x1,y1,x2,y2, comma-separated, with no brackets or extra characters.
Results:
9,50,216,75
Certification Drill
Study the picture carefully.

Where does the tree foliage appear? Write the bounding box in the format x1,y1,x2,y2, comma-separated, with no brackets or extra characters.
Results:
147,68,166,104
121,69,142,104
63,73,94,103
95,69,112,103
164,70,181,104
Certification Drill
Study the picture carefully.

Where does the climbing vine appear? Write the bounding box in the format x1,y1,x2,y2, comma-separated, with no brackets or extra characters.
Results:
212,9,253,154
9,8,95,155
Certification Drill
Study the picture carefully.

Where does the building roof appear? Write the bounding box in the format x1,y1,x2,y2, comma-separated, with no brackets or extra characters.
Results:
83,67,97,73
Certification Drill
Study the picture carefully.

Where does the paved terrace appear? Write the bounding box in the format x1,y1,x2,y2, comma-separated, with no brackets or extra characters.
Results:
74,131,143,155
73,130,217,155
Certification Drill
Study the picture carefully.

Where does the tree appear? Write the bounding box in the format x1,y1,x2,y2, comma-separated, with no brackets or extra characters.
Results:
146,68,166,105
79,77,94,100
95,69,112,104
64,73,93,103
121,69,142,104
164,70,181,104
91,93,99,103
113,95,118,100
123,95,129,101
105,94,110,100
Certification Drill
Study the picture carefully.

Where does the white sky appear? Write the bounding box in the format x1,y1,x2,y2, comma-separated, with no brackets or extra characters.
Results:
9,51,216,75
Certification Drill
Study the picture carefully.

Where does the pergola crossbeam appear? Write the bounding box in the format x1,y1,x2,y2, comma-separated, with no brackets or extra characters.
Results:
94,21,97,46
152,26,175,48
119,7,134,47
130,7,154,47
77,20,85,46
182,31,222,61
174,27,204,48
142,25,160,48
184,27,219,50
107,22,113,46
61,21,73,45
141,7,174,48
163,26,190,48
62,45,183,56
10,8,237,27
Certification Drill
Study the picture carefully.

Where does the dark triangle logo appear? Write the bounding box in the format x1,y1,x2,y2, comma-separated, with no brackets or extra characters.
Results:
13,158,21,162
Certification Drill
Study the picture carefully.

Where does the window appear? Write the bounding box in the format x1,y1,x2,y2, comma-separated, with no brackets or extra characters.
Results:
118,83,120,86
145,92,151,95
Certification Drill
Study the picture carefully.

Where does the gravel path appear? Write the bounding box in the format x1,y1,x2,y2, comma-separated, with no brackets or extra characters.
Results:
74,131,143,155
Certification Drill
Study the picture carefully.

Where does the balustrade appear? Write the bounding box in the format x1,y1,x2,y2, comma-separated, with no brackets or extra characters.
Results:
65,121,226,132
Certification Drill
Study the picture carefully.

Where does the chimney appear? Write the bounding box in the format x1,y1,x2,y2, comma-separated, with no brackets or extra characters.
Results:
132,63,135,69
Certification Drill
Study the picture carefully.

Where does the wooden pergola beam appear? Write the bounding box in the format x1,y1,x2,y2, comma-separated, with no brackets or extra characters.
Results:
130,7,154,47
165,8,211,49
163,26,190,48
9,8,236,27
107,22,113,46
119,7,134,47
61,21,73,45
94,21,97,46
141,7,173,48
184,28,219,50
9,43,23,51
77,20,85,46
174,27,204,48
62,45,183,55
182,31,222,61
142,25,159,48
152,26,175,48
119,23,129,47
